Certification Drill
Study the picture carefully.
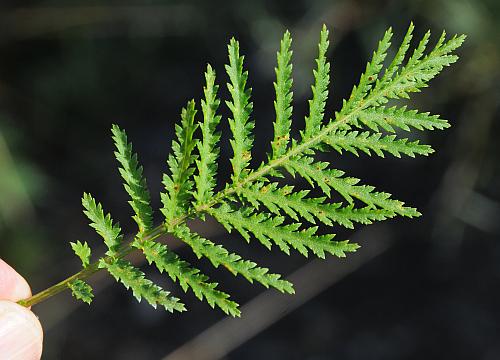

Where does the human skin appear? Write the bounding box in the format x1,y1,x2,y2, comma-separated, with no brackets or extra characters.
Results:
0,258,43,360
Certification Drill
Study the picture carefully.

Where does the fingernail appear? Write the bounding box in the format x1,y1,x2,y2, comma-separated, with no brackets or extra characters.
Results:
0,301,43,360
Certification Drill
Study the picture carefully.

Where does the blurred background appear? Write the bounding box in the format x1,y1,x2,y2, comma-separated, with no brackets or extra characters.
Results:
0,0,499,359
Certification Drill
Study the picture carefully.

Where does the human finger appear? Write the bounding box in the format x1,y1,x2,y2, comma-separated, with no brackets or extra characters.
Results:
0,300,43,360
0,258,32,302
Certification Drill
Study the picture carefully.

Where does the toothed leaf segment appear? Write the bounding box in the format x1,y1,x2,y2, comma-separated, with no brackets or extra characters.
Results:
226,38,254,183
69,280,94,305
112,125,154,233
70,241,92,268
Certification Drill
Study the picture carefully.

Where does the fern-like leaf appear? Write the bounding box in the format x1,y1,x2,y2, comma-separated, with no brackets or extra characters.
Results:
40,24,464,320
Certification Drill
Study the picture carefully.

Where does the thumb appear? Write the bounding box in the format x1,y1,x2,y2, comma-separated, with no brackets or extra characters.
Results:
0,300,43,360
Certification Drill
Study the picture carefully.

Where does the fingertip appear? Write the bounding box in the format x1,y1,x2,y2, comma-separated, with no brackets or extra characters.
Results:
0,258,32,301
0,300,43,360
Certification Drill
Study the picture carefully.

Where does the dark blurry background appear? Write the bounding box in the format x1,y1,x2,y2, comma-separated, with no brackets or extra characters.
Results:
1,1,499,359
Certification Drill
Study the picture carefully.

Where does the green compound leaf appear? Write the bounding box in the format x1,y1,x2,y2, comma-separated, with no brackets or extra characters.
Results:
70,24,464,318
